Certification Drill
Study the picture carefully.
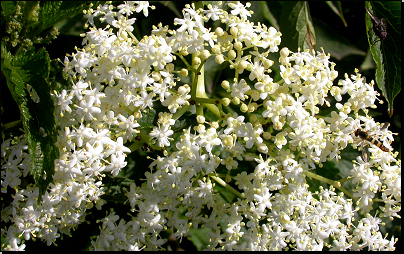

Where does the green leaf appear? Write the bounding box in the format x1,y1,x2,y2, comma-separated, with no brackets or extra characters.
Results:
279,1,316,51
158,1,182,18
325,1,347,27
314,19,366,61
1,46,59,202
172,111,198,132
41,1,88,28
101,175,134,203
260,1,280,31
189,227,211,251
365,1,401,117
1,1,19,20
214,181,237,203
27,1,89,38
136,107,158,129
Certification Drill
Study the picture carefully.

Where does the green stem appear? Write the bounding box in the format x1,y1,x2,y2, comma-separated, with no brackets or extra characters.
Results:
127,131,161,152
302,170,355,200
210,175,243,199
173,104,192,120
189,53,221,118
187,2,221,119
195,63,205,117
127,31,139,44
203,103,221,118
175,53,193,70
194,97,218,104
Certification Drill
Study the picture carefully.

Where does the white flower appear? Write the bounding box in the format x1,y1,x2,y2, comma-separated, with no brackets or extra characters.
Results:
110,137,131,155
196,127,221,153
70,80,89,101
249,60,265,81
55,89,74,116
183,152,209,174
221,156,238,170
134,90,154,109
84,28,117,56
180,29,205,54
254,75,279,100
134,1,153,17
1,1,401,252
228,2,252,19
105,153,127,176
150,125,173,147
117,114,140,141
174,12,197,34
274,132,288,149
76,95,102,121
111,15,136,34
231,79,250,101
204,4,223,21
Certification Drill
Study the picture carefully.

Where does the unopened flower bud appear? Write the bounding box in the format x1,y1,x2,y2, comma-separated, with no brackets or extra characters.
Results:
263,59,274,69
248,102,258,112
221,98,231,106
180,68,188,77
178,85,189,95
192,56,201,66
196,115,205,124
238,60,248,70
215,27,224,36
232,97,241,105
234,41,243,51
263,132,272,139
257,143,268,154
280,47,290,57
210,121,219,129
221,80,230,90
152,72,161,81
166,63,174,72
250,114,258,123
211,45,221,54
246,63,253,72
201,50,211,60
215,54,224,64
133,111,141,119
230,27,238,37
240,103,248,112
227,50,236,60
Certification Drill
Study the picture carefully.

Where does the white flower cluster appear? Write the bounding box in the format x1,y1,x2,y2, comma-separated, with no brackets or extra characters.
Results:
1,1,400,251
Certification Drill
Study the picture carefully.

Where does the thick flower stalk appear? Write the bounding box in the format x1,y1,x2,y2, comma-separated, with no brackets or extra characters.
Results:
1,1,400,251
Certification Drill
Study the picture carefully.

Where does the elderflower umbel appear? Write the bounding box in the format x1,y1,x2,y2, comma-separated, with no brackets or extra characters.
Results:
1,1,400,251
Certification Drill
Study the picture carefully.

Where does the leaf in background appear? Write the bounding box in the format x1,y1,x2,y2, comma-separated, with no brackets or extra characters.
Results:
101,175,134,203
325,1,348,27
279,1,316,52
260,1,280,31
360,49,377,71
172,111,198,132
136,107,157,129
365,1,401,117
1,1,19,21
189,227,211,251
158,1,182,18
314,19,366,60
1,46,59,202
27,1,89,38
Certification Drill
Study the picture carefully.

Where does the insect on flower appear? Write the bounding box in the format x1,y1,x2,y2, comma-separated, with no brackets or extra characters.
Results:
365,6,387,46
354,123,390,153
